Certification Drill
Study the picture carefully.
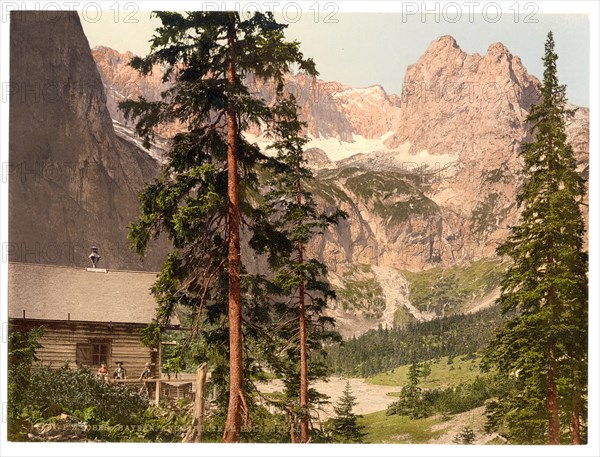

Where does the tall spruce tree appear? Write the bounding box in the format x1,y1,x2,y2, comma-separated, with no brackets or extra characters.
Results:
386,361,430,419
121,11,317,443
483,31,588,445
260,96,343,442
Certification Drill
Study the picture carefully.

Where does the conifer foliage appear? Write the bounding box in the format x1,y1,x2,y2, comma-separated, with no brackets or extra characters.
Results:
262,96,344,442
388,362,429,419
120,11,320,442
327,381,366,443
483,32,588,445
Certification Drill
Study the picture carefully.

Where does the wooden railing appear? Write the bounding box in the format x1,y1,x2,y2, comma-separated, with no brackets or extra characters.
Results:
109,378,194,404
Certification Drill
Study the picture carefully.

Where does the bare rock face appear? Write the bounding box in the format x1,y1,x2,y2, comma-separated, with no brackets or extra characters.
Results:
385,35,539,229
388,35,587,165
92,46,182,140
334,84,402,139
251,75,355,141
304,147,334,169
9,12,166,270
92,48,402,143
86,36,588,334
386,35,539,156
379,35,588,266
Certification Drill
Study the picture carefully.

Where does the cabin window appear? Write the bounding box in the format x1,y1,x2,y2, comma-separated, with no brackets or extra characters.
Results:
76,342,111,367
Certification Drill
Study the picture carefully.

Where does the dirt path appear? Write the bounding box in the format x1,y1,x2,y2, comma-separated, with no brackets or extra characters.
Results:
258,376,398,421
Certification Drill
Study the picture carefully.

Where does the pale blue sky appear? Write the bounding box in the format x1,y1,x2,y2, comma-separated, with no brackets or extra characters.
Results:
82,12,590,106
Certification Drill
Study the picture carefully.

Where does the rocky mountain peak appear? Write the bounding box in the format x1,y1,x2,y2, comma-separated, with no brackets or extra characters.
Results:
386,35,540,154
11,19,588,335
406,34,467,75
383,35,536,257
428,34,462,52
93,45,133,62
486,41,511,57
93,48,402,147
380,34,586,269
482,42,530,83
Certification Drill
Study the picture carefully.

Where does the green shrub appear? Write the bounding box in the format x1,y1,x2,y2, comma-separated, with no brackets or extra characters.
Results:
8,326,45,440
453,426,476,444
24,365,149,424
387,375,508,420
8,328,191,442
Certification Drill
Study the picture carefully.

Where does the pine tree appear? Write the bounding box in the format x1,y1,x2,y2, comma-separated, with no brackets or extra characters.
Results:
327,381,366,443
421,361,432,383
262,96,344,442
453,426,476,444
387,361,431,419
121,11,317,443
483,31,588,445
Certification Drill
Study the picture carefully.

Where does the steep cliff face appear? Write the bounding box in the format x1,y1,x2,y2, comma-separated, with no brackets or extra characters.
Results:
9,12,165,270
92,46,402,147
381,37,537,251
386,36,539,155
383,35,588,259
93,45,181,141
88,36,588,336
251,74,402,141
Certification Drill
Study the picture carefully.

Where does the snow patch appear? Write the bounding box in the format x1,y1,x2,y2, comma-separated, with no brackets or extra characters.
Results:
234,132,458,174
304,134,388,161
112,120,168,163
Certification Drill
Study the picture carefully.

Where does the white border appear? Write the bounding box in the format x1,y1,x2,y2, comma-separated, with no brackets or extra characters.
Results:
0,2,598,456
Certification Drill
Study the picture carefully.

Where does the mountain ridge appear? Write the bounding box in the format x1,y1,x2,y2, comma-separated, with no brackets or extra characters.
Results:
89,35,588,336
9,25,586,336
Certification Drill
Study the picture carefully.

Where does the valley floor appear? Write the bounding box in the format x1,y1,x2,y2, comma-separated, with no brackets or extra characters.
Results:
257,375,501,444
360,406,502,444
257,376,397,420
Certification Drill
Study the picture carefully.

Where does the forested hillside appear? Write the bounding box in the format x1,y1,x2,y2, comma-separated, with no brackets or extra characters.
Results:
325,306,507,378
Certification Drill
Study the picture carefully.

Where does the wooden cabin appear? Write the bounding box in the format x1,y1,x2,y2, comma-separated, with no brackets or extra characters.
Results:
8,262,180,379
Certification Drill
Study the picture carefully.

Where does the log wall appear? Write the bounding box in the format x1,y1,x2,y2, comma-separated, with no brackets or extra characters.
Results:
10,319,158,379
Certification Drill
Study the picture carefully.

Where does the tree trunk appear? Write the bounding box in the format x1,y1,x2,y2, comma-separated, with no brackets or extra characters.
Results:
299,270,309,442
297,166,309,443
545,262,560,445
289,401,297,443
223,13,243,444
571,400,581,444
571,372,581,444
183,363,207,443
547,345,560,445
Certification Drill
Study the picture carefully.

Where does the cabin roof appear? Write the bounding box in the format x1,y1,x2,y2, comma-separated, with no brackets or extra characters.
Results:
8,262,178,325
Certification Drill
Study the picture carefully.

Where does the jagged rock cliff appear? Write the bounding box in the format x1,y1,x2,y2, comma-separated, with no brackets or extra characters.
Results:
9,12,165,270
87,33,588,336
90,35,589,336
92,46,403,148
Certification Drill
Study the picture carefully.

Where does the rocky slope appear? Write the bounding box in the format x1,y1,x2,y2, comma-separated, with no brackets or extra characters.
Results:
9,12,166,270
88,35,589,336
92,46,402,156
311,38,587,334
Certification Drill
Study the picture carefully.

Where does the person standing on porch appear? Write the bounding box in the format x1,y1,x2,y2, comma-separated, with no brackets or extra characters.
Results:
113,361,127,380
96,362,109,382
